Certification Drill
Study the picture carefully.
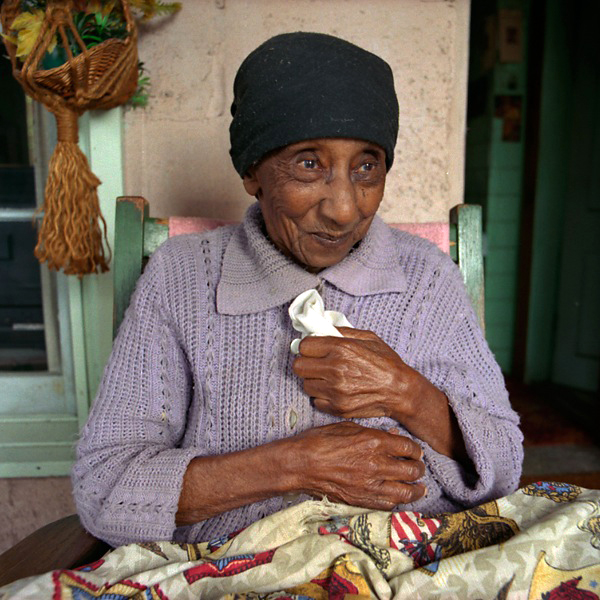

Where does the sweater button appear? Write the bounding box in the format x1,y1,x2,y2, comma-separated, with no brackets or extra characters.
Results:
289,408,298,429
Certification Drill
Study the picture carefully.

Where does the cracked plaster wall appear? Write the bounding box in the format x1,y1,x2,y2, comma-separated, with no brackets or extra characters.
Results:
124,0,470,223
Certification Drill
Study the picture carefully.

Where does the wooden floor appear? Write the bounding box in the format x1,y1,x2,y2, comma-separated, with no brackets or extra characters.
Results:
509,380,600,489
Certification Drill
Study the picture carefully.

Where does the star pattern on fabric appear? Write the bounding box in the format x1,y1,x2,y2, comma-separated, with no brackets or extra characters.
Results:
6,491,600,599
137,542,169,560
52,570,167,599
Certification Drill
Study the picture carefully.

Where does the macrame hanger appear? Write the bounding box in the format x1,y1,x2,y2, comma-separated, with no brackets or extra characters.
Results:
1,0,138,276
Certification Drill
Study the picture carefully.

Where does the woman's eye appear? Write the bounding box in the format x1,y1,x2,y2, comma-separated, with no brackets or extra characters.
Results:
354,160,383,182
302,159,318,169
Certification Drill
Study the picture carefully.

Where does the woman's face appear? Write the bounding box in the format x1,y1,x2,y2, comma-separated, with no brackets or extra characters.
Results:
243,138,387,273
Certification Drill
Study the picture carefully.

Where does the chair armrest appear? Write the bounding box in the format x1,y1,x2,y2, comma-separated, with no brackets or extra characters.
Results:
0,514,110,588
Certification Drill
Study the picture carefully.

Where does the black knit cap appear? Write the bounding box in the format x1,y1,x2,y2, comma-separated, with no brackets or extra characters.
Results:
229,32,399,176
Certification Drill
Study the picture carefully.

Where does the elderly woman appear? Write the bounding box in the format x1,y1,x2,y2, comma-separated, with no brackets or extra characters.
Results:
73,32,523,547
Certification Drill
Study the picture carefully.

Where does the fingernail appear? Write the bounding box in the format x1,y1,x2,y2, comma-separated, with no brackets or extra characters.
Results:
422,485,428,497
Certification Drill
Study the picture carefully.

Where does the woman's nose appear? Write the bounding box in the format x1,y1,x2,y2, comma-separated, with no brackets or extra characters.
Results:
319,172,359,227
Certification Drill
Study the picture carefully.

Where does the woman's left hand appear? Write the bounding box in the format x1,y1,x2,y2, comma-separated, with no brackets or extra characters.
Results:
293,328,468,462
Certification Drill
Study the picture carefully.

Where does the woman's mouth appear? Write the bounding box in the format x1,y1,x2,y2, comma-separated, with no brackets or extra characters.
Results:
309,231,353,247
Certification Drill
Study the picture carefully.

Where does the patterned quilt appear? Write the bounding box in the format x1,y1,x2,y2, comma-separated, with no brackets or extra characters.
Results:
1,482,599,599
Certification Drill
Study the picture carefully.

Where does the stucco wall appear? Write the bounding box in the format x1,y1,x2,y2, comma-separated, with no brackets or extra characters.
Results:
123,0,470,223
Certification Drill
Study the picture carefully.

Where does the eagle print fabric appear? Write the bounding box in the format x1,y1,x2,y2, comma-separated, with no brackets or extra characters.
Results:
2,483,599,599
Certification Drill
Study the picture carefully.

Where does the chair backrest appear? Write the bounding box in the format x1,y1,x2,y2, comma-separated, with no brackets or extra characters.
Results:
113,197,484,337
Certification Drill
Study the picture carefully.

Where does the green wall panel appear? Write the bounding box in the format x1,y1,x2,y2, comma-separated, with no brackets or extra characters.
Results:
465,167,491,196
485,248,519,275
486,323,515,349
524,0,570,382
490,142,524,168
487,220,521,248
465,0,529,375
485,273,519,300
488,168,523,196
486,195,522,221
491,349,512,371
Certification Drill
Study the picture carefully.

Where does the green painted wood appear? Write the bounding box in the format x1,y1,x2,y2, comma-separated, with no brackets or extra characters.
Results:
450,204,485,332
68,277,90,432
0,461,74,478
112,199,168,339
0,415,79,444
112,199,168,337
0,414,78,474
0,374,68,414
0,414,76,476
81,109,123,402
0,444,74,462
113,197,148,337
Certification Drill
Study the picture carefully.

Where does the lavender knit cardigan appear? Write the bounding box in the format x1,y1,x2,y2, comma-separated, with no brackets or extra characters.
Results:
73,203,523,547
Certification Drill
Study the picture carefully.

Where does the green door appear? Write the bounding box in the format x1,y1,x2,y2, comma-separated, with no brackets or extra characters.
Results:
550,3,600,393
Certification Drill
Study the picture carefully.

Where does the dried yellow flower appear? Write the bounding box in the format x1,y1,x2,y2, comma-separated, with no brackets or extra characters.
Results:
8,10,57,59
86,1,118,17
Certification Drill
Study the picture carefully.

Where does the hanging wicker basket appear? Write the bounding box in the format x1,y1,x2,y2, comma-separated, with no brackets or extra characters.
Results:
1,0,139,276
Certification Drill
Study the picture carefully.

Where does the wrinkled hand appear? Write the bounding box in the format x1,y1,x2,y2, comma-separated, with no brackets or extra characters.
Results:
291,421,426,510
293,327,421,422
293,327,468,462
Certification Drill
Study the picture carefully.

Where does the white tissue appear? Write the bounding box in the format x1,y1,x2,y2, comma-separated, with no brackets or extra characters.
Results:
288,289,354,354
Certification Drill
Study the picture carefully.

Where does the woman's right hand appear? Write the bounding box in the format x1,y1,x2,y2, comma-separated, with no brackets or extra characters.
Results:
287,421,426,510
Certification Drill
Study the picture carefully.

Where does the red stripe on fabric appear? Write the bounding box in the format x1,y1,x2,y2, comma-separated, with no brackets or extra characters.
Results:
399,512,422,539
423,517,439,536
396,513,437,563
391,516,412,551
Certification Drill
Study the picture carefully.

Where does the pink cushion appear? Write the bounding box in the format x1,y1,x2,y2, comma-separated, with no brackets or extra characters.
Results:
169,217,449,254
169,216,237,236
389,222,449,254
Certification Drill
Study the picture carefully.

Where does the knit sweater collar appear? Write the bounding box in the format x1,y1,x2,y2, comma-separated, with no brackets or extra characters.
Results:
216,202,407,315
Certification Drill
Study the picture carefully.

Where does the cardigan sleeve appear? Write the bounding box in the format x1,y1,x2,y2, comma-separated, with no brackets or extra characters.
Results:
414,260,523,507
72,246,200,547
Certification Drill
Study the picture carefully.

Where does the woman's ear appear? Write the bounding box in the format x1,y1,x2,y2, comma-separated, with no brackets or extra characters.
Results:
242,167,261,198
